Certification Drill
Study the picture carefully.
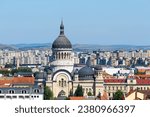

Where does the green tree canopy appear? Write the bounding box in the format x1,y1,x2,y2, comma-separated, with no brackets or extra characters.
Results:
0,70,10,76
74,84,84,96
44,86,53,100
87,91,93,96
113,90,124,100
11,67,32,75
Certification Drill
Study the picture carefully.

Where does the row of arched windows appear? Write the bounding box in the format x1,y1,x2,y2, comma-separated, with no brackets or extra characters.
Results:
0,89,40,94
54,52,71,60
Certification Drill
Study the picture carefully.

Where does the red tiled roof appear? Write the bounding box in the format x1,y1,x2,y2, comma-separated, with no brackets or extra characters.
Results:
136,79,150,85
0,77,35,87
104,79,126,83
0,79,12,87
69,97,85,100
12,77,35,85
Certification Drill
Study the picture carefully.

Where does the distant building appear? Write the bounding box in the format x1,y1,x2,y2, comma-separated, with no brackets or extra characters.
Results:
0,76,43,100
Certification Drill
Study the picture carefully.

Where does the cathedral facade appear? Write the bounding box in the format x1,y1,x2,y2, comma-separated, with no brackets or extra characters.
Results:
46,21,104,98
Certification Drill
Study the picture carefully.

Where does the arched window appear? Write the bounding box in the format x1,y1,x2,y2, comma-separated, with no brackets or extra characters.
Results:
59,80,61,86
64,81,66,86
34,89,40,93
9,90,15,94
61,78,64,87
59,53,61,59
61,53,63,59
64,53,66,59
21,90,27,94
59,78,67,87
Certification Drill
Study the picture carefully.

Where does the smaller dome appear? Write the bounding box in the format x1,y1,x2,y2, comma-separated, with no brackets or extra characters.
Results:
78,66,94,77
94,65,102,70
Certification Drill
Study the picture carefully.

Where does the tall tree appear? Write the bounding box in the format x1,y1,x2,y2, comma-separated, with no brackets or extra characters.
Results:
113,90,124,100
44,86,53,100
74,84,84,96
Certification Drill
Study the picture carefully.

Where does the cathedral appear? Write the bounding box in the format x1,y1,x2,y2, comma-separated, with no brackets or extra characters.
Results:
46,21,104,98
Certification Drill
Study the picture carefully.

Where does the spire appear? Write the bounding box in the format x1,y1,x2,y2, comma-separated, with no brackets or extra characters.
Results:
60,20,64,35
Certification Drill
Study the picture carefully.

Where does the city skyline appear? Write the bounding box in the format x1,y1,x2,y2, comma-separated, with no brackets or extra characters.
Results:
0,0,150,45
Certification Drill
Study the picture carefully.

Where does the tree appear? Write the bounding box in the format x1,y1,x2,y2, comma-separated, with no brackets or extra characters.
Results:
44,86,53,100
11,67,32,75
113,90,124,100
0,70,10,76
18,67,32,72
11,69,18,75
87,91,93,96
74,84,84,96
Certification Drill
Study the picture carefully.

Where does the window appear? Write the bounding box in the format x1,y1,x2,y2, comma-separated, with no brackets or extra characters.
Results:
0,96,4,98
0,90,2,94
64,81,66,86
12,96,17,98
112,87,114,90
9,90,15,94
19,96,24,99
25,96,29,98
59,78,66,87
59,80,61,86
6,96,11,98
89,88,92,92
34,89,40,93
21,90,27,94
61,79,64,87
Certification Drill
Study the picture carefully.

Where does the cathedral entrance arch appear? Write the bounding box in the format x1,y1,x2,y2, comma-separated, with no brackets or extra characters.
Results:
58,90,66,97
52,70,73,97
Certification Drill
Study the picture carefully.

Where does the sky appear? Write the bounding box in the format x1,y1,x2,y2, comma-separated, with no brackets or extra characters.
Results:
0,0,150,45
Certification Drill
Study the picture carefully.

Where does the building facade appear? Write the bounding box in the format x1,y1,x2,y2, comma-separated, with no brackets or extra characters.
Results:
46,21,105,98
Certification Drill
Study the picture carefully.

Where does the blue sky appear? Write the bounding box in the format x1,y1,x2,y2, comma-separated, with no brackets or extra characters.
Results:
0,0,150,45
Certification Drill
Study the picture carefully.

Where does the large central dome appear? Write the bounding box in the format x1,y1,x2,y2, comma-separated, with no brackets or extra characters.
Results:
52,21,72,49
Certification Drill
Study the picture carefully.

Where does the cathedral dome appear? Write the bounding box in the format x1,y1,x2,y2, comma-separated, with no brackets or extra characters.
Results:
52,21,72,49
78,66,94,77
52,35,72,48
